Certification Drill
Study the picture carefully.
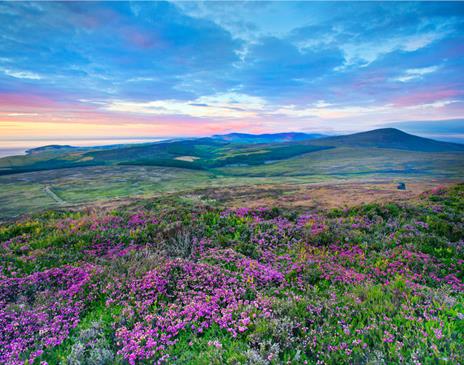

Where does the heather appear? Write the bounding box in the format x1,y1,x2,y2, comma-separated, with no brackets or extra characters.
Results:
0,184,463,364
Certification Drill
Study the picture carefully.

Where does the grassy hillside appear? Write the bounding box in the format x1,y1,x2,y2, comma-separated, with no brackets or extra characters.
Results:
0,166,216,219
0,138,331,174
0,183,462,364
0,128,463,219
1,129,463,176
218,147,464,177
310,128,464,152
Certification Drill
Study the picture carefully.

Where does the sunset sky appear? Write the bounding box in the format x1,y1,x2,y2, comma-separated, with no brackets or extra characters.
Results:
1,1,463,140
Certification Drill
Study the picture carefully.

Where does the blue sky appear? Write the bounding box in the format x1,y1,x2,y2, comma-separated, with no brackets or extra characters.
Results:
0,1,463,139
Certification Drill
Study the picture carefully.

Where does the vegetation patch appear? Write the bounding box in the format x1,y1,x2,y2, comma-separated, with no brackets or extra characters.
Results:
0,184,463,364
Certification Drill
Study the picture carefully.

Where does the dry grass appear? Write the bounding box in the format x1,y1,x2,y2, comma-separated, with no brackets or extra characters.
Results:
17,179,458,223
193,179,457,210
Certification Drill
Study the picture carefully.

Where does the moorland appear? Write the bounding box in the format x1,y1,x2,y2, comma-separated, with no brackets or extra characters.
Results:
0,127,463,364
1,128,464,220
0,178,463,364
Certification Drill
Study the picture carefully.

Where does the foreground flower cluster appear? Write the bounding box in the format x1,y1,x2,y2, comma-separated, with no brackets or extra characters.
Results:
0,184,463,364
0,265,100,364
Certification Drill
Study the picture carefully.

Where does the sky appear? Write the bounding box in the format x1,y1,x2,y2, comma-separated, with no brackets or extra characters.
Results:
0,1,463,140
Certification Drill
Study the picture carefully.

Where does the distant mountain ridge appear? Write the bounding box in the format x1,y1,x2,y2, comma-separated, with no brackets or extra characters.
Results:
311,128,464,152
1,128,463,176
212,132,326,143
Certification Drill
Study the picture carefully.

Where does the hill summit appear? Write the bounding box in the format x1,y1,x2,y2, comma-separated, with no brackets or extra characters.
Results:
313,128,464,152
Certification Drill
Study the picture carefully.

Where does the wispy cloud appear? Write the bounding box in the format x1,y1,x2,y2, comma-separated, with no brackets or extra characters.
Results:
6,113,39,117
2,68,42,80
104,93,267,119
393,66,440,82
341,33,444,66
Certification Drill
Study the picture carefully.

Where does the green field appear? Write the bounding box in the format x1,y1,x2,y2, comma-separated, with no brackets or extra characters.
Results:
218,147,464,177
1,152,463,220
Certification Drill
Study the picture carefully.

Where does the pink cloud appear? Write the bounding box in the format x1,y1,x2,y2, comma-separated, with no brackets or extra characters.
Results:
392,89,462,107
0,91,267,138
0,93,59,108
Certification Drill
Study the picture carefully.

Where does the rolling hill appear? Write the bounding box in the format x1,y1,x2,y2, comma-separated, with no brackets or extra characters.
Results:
310,128,464,152
0,128,463,177
1,128,464,219
26,145,77,154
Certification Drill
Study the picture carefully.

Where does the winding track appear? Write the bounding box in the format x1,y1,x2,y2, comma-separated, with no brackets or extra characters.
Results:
43,185,66,205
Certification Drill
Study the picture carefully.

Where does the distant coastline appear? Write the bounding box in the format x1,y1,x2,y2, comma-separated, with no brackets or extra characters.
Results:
0,138,166,158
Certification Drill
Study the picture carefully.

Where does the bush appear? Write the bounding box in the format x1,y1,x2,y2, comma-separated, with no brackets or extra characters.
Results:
67,321,115,365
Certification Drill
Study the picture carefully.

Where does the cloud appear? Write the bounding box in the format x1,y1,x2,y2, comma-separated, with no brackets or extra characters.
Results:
289,2,463,67
0,1,242,100
340,33,444,66
392,89,461,107
233,36,345,98
2,68,42,80
172,1,321,42
0,2,463,138
7,112,39,116
104,92,267,119
393,66,440,82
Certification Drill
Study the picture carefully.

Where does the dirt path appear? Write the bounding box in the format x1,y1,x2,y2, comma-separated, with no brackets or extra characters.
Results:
44,185,66,205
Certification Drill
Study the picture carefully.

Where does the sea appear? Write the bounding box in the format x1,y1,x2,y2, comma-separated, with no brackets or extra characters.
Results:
0,138,165,158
